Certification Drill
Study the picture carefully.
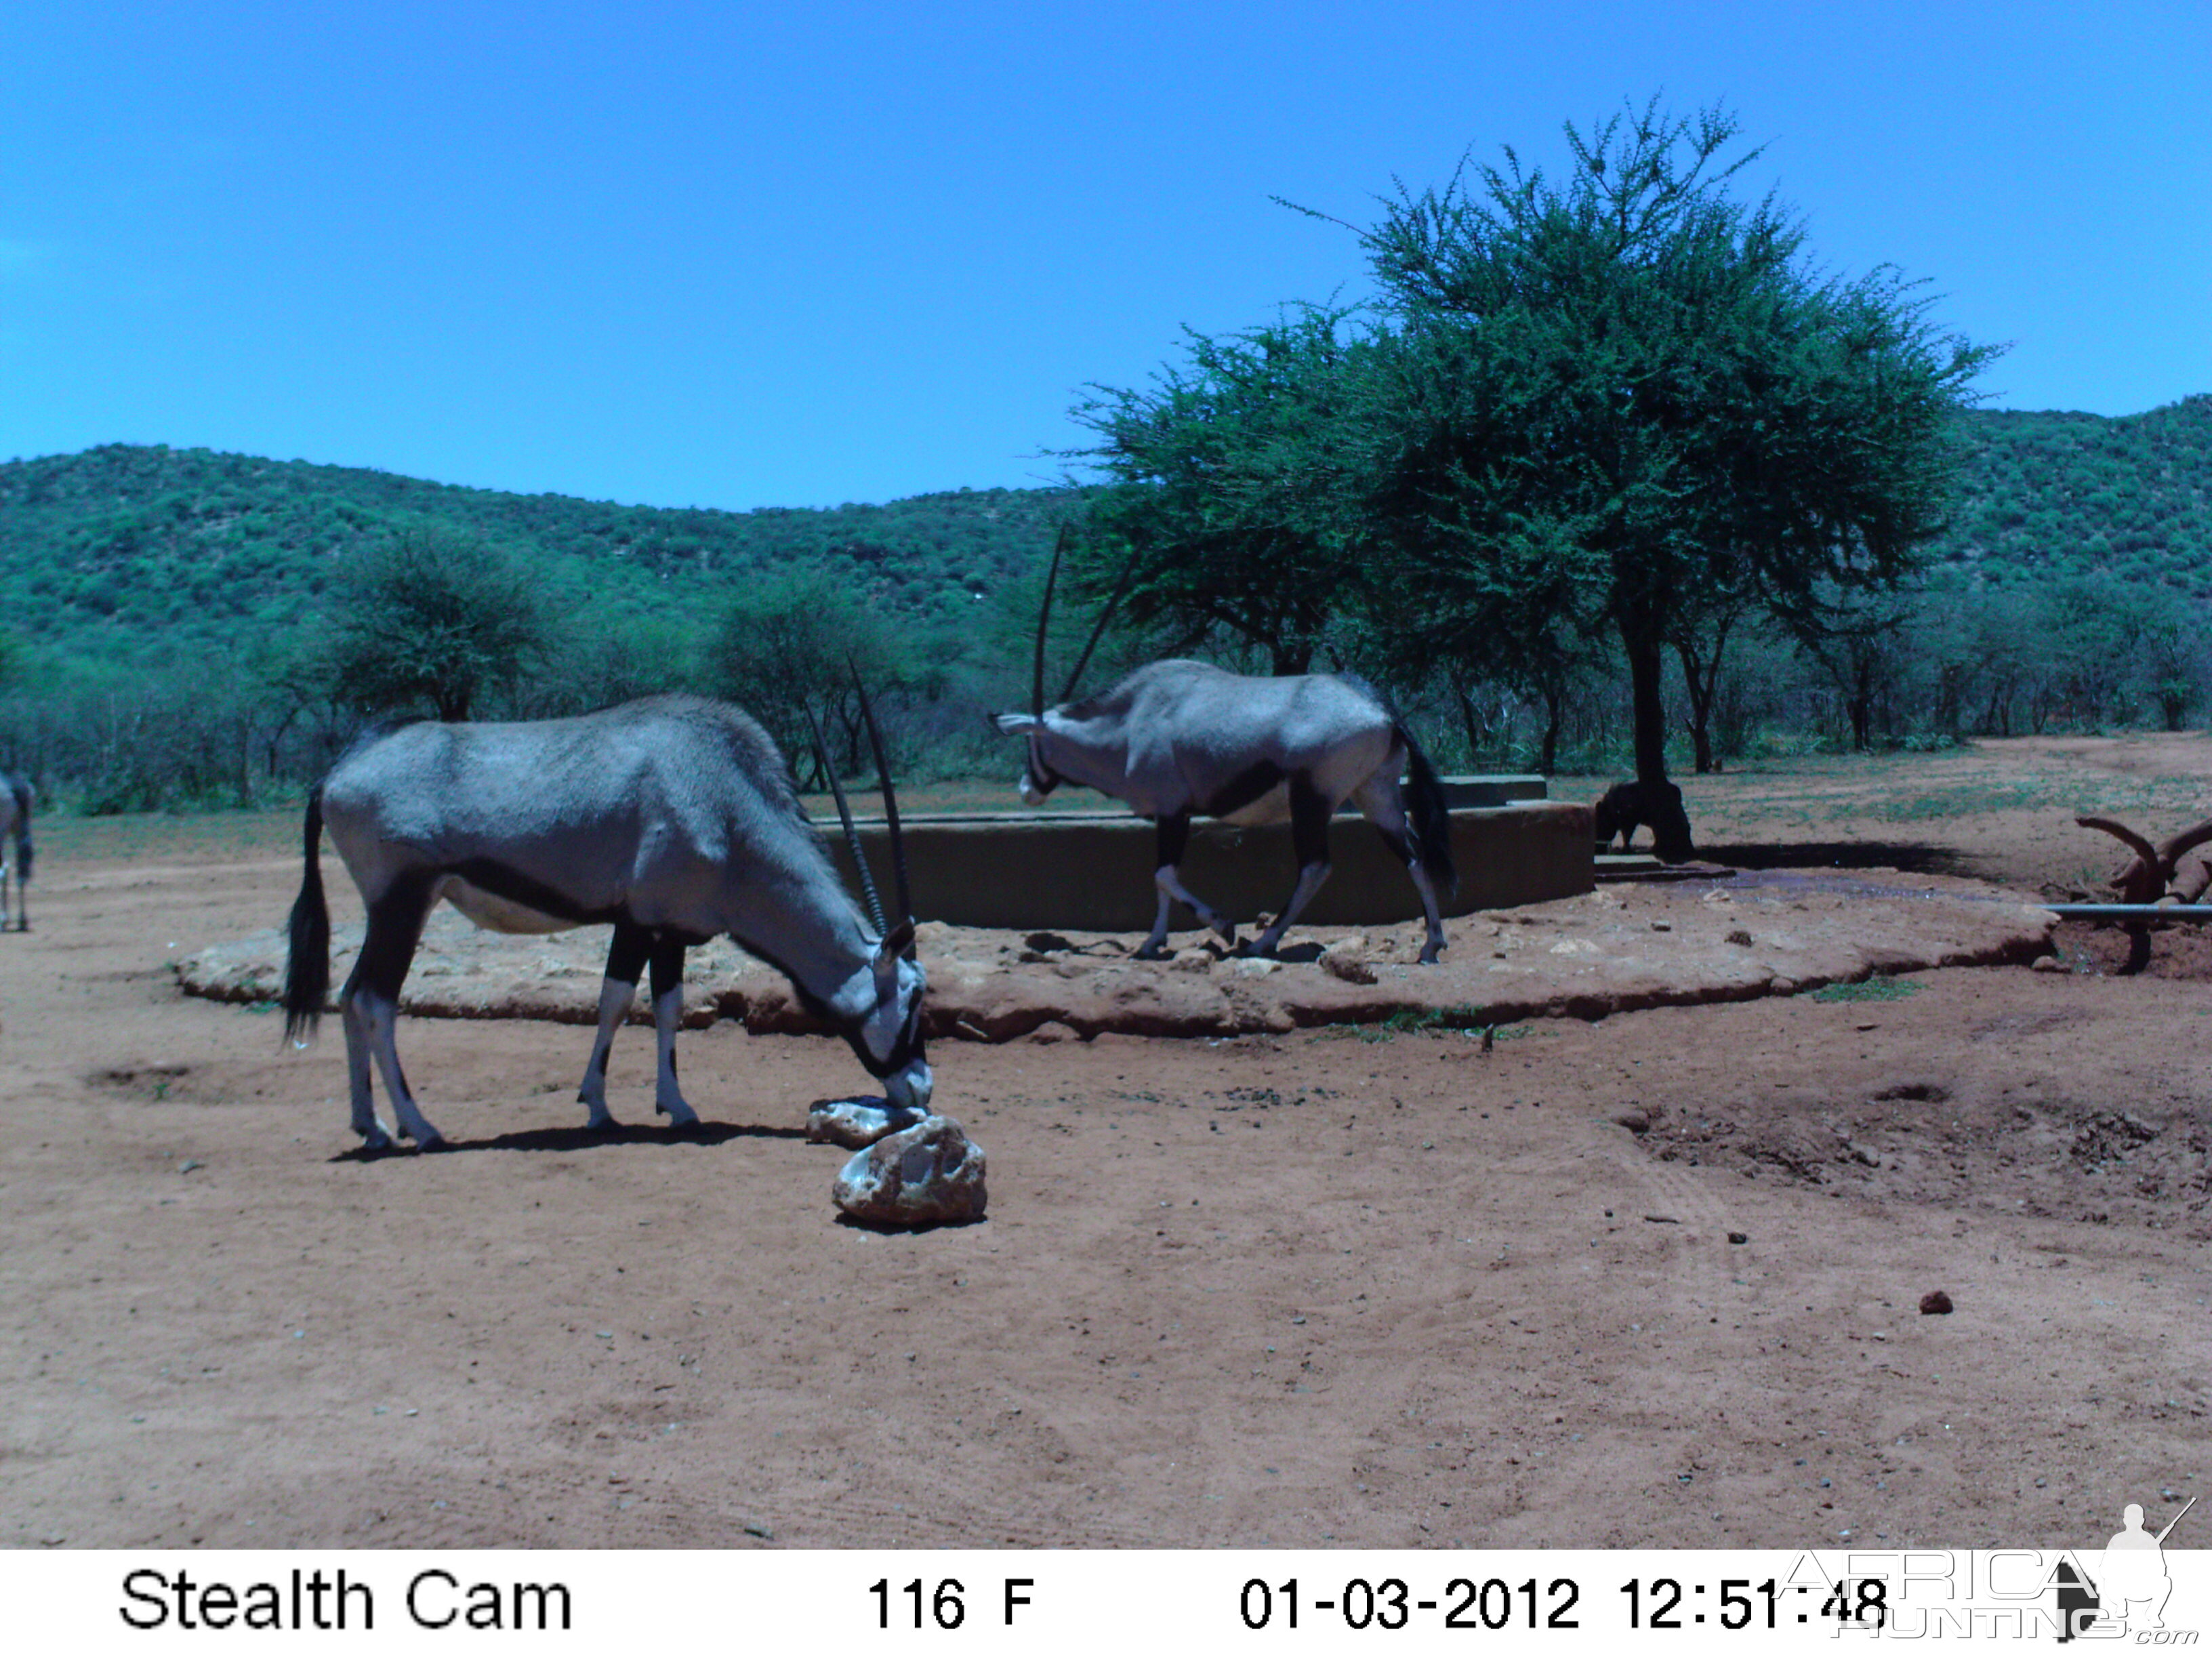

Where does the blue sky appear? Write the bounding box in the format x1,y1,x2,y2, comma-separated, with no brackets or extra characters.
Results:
3,1,2205,512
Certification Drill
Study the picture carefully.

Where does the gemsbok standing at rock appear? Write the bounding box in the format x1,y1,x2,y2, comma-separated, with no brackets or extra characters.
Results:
0,771,30,932
283,694,929,1151
993,533,1456,962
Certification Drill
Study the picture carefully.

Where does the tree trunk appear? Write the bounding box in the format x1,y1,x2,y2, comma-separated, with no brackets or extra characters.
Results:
1540,684,1563,776
1673,619,1732,776
1683,712,1715,775
1848,657,1875,751
1621,621,1696,861
1677,641,1717,775
1452,680,1485,765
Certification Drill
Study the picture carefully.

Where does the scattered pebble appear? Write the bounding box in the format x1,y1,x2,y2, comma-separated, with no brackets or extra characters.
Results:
1727,1231,1749,1245
1920,1290,1954,1315
179,1160,203,1174
1726,928,1753,946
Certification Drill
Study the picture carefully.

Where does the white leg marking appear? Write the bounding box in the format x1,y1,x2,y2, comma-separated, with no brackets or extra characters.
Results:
1137,884,1174,957
356,987,443,1148
1150,865,1236,952
652,984,698,1126
340,995,392,1149
577,976,634,1128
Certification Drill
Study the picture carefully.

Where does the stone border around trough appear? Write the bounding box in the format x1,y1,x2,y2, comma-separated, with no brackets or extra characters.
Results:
177,871,2056,1042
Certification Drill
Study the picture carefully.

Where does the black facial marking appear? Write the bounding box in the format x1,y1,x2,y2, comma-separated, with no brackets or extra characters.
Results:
1202,759,1288,819
729,929,925,1082
1026,735,1063,796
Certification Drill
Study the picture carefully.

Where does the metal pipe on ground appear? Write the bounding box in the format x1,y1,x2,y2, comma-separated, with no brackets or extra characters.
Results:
2043,905,2212,920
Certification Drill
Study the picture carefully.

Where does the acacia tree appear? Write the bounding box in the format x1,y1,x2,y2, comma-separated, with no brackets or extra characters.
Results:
322,531,546,722
1069,306,1374,675
708,563,914,787
1350,100,1996,856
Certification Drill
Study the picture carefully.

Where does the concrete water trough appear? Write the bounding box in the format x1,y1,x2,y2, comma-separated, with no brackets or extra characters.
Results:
825,777,1592,933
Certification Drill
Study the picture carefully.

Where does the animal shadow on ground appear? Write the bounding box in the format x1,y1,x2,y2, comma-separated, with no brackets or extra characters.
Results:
330,1120,807,1162
1696,838,1964,876
832,1210,988,1237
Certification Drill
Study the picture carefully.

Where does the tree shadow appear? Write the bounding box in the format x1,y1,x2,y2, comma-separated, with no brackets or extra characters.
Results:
330,1119,808,1162
1692,838,1968,876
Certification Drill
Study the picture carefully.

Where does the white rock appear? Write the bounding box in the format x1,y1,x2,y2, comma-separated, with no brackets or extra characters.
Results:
833,1117,987,1226
806,1097,925,1149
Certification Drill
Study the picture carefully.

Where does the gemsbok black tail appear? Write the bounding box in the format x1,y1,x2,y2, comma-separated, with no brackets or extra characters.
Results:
1400,725,1457,897
283,783,330,1043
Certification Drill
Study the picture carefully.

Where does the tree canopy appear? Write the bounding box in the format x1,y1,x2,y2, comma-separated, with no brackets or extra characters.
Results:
1349,98,1999,853
1065,102,1997,853
1070,305,1376,676
319,531,547,722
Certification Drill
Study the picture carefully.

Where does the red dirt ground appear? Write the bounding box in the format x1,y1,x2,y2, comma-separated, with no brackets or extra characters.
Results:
2,737,2207,1550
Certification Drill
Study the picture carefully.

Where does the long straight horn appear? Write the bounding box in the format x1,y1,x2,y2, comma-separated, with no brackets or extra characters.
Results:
1033,523,1070,717
851,665,914,947
1058,552,1141,705
806,699,886,935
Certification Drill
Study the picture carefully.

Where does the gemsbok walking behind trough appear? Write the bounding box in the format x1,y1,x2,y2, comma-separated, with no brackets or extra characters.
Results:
283,695,929,1151
993,537,1456,962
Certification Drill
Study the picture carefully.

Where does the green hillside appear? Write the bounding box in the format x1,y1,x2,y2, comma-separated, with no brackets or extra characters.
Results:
1933,394,2212,596
3,396,2207,675
0,396,2205,806
0,443,1076,668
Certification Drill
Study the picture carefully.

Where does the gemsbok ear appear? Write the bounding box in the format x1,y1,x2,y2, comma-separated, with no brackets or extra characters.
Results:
994,712,1040,735
876,918,916,968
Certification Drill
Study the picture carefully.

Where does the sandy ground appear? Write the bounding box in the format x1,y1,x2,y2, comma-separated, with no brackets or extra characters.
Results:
3,736,2209,1551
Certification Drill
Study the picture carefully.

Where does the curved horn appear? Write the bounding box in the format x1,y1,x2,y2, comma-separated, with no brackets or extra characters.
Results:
1033,524,1069,717
851,664,913,947
2156,814,2212,867
2077,815,2160,868
1058,551,1142,705
806,699,885,935
2076,815,2166,903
